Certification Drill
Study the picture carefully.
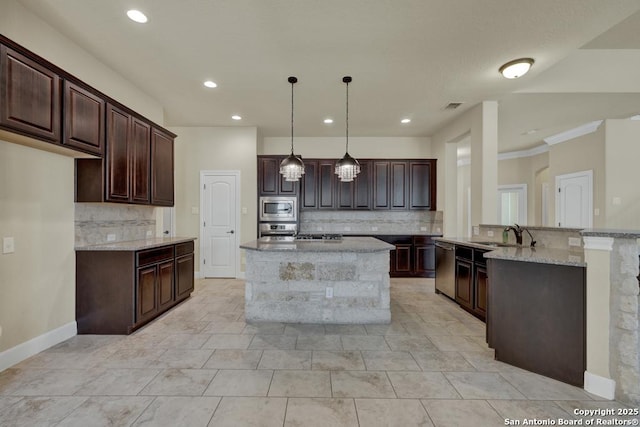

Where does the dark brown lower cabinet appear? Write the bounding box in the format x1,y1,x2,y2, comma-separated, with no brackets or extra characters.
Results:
376,235,438,278
487,258,586,387
455,245,489,321
76,239,195,334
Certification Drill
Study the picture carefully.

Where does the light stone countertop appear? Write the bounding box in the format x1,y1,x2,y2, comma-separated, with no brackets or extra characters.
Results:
434,237,585,267
581,228,640,239
240,236,394,253
75,237,197,251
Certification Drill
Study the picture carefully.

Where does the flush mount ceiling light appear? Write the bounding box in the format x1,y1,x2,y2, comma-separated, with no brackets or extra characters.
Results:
279,76,305,182
499,58,534,79
203,80,217,88
231,115,242,120
126,9,148,23
401,118,411,124
335,76,361,182
324,118,334,124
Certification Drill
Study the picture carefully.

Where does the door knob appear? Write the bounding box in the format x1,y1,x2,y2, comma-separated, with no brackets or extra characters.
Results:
227,230,235,234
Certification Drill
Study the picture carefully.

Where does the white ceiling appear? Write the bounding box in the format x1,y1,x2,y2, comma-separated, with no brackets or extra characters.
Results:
17,0,640,152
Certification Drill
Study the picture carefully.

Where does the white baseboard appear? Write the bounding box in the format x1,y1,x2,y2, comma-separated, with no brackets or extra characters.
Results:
0,321,77,372
584,371,616,400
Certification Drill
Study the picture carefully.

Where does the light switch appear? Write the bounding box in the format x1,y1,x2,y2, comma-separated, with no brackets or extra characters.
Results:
2,237,15,254
420,226,427,231
191,206,200,214
612,197,622,206
371,226,379,231
107,234,116,242
487,231,494,237
242,207,247,214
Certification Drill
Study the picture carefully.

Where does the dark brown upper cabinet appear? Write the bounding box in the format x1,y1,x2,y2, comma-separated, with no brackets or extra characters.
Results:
76,103,175,207
336,160,371,210
300,159,318,209
63,80,105,156
409,160,437,210
151,127,175,206
0,44,61,143
257,156,299,196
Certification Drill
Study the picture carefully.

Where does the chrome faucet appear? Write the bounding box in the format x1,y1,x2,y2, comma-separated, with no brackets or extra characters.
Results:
504,224,536,247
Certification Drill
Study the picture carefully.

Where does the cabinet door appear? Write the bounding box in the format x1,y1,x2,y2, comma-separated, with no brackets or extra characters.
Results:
455,259,473,310
393,244,412,274
390,161,408,210
414,244,436,276
0,45,61,142
136,265,158,323
318,161,336,209
176,253,195,300
336,179,354,209
353,160,372,209
373,161,390,209
409,160,436,210
63,80,105,156
258,157,279,195
151,127,174,206
300,160,318,210
131,118,151,204
157,260,175,311
474,265,488,320
105,104,131,202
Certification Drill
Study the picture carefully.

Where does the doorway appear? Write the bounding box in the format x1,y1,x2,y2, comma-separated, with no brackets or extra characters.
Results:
200,171,240,278
555,170,593,228
497,184,527,226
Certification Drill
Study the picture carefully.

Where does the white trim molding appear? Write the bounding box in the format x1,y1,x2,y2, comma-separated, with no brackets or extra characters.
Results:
0,321,77,372
584,371,616,400
583,236,614,251
498,144,549,161
544,120,603,146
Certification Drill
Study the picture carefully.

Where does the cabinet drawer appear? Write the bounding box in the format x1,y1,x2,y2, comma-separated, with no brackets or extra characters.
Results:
455,246,473,261
474,249,489,266
137,246,174,266
413,236,433,245
176,241,194,257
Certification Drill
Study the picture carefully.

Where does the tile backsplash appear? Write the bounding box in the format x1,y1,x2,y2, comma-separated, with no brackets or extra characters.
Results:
477,224,583,250
75,203,156,247
299,210,443,235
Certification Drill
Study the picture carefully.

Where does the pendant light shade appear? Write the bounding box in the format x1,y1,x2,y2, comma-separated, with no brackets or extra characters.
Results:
280,76,305,182
335,76,360,182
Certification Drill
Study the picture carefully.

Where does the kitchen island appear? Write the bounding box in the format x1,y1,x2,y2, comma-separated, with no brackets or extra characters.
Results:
240,236,394,324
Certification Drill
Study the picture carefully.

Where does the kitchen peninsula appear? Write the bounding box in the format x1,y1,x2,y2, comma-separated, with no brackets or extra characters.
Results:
241,236,394,324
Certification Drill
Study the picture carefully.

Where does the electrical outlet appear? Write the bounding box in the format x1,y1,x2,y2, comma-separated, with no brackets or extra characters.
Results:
420,226,427,231
487,231,494,237
107,234,116,242
191,206,200,214
325,287,333,298
242,207,247,214
473,226,480,235
568,237,582,247
371,226,379,231
146,230,153,237
344,226,351,231
2,237,15,254
316,227,323,231
594,208,600,216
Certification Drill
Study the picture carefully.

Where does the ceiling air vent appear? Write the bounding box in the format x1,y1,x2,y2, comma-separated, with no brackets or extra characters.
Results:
444,102,464,110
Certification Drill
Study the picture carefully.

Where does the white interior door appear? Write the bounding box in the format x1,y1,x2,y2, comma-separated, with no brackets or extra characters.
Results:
201,171,240,278
555,170,593,228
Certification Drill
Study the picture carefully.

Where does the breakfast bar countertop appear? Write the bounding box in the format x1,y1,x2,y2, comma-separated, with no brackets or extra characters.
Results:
75,237,197,251
240,236,394,253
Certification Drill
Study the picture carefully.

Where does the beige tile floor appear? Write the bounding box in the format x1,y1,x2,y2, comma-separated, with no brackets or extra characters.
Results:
0,278,636,427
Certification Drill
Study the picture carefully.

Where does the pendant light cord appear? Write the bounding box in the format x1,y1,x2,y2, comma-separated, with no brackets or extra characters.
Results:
345,79,349,153
288,76,297,155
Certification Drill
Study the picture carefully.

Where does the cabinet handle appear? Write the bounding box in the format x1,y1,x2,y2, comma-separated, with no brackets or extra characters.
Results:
226,230,235,234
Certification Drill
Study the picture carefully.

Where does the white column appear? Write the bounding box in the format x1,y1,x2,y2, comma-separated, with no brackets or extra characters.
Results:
582,236,615,399
470,101,498,227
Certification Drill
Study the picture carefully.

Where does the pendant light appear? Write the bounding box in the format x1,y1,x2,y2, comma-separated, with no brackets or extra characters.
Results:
279,76,305,181
335,76,360,182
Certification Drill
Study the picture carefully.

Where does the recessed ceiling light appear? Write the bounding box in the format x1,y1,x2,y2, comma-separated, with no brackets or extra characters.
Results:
401,118,411,124
231,115,242,121
203,80,217,88
126,10,148,23
499,58,534,79
324,118,333,124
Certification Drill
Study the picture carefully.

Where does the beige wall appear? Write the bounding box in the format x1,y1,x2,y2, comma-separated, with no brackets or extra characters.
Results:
498,151,549,226
548,125,606,228
604,119,640,229
171,127,258,273
0,1,165,355
0,141,75,352
260,137,431,158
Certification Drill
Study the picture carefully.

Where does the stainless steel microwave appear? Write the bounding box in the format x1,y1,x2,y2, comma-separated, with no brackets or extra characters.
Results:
259,196,297,222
